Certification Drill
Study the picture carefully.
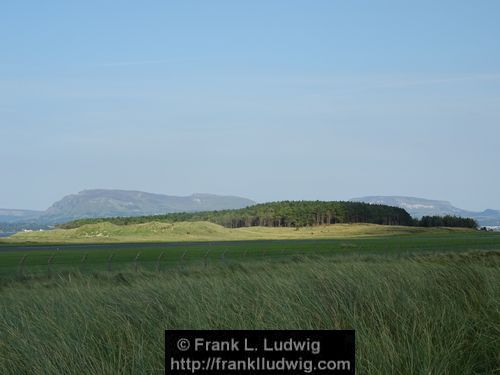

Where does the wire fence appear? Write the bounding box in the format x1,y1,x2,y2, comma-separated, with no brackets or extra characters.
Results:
3,236,497,279
1,247,329,279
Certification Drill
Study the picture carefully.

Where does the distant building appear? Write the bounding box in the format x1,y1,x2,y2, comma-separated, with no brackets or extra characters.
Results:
484,226,500,232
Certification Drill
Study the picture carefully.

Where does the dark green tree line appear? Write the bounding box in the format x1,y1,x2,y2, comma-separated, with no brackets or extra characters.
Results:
59,201,414,229
416,215,477,228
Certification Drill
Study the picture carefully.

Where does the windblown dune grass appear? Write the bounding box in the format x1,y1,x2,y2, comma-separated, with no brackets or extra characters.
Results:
3,221,472,244
1,251,498,374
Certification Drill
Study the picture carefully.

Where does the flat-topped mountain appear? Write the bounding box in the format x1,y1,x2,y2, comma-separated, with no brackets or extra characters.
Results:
1,190,255,225
351,196,500,226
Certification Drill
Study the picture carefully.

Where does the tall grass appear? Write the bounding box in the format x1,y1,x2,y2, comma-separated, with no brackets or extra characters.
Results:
0,251,498,374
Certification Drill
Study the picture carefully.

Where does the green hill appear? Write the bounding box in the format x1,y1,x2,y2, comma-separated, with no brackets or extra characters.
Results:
4,221,471,244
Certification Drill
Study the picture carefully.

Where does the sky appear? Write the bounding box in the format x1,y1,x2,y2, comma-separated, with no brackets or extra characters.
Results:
1,1,499,211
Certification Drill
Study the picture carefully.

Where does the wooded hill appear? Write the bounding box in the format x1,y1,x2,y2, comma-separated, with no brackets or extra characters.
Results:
59,201,414,229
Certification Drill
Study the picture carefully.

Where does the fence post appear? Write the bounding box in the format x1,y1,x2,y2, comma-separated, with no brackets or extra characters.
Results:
18,255,27,276
204,249,210,267
107,253,114,272
156,252,165,273
134,252,141,272
179,250,187,266
48,254,56,278
221,249,228,262
80,253,88,273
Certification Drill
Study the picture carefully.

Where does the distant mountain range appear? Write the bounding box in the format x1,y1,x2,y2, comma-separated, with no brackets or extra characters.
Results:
350,196,500,226
2,191,499,229
0,189,255,225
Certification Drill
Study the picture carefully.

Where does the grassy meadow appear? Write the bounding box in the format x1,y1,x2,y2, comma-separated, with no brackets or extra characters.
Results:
0,225,499,374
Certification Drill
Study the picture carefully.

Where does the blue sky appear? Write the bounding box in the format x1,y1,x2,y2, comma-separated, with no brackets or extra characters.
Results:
1,1,499,211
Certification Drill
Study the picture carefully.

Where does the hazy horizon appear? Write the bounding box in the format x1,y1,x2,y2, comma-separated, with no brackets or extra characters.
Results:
2,1,499,212
1,188,498,214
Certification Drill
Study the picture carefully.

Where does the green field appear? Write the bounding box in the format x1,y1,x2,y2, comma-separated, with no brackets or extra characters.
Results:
1,226,499,374
0,225,499,278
